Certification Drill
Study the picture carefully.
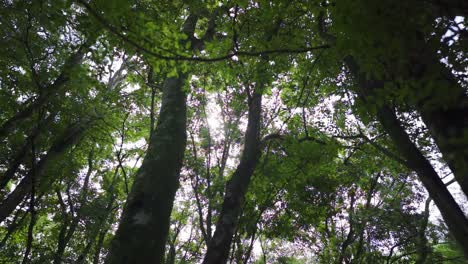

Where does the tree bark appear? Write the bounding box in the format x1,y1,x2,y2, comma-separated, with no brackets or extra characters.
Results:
202,90,263,264
105,73,188,264
105,13,203,263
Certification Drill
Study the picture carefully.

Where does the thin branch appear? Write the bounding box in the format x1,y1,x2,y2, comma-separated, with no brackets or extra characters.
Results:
334,131,411,168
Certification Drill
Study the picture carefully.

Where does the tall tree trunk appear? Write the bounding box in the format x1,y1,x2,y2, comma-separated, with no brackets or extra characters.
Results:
105,13,202,263
345,56,468,256
105,73,188,264
319,1,468,197
0,122,88,223
409,51,468,197
188,131,208,245
417,99,468,197
202,90,263,264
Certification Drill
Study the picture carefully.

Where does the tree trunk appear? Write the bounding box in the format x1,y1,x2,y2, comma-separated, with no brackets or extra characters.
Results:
105,73,188,264
21,148,37,264
376,101,468,256
202,90,263,264
345,56,468,256
0,122,87,223
418,99,468,198
410,53,468,198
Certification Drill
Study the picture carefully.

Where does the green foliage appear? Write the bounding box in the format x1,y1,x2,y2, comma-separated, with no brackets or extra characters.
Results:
0,0,465,263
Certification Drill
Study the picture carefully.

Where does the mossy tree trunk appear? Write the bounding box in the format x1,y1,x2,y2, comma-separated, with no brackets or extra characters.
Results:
105,74,188,264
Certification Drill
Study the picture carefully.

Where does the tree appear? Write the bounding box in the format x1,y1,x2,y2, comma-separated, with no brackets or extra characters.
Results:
0,0,466,263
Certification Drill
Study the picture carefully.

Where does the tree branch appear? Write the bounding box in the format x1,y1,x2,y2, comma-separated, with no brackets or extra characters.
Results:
76,0,328,62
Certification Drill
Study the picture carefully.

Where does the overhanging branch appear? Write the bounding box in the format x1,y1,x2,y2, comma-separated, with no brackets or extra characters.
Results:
76,0,329,62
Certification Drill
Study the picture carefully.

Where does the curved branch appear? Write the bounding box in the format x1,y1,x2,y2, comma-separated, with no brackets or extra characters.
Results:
76,0,328,62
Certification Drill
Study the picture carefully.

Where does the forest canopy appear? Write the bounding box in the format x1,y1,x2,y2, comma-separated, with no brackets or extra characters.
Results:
0,0,467,263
